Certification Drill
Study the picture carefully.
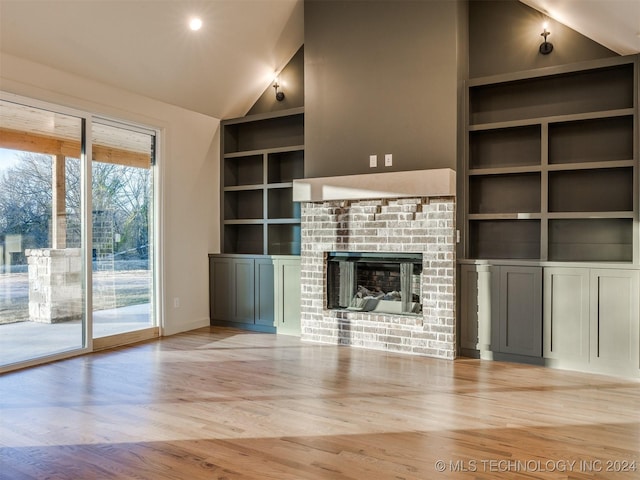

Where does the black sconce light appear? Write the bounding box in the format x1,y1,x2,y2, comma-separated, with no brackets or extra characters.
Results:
273,77,285,101
539,22,553,54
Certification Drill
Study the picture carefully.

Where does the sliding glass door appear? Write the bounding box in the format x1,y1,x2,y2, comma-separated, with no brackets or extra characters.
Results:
0,96,158,370
0,100,86,366
91,121,155,340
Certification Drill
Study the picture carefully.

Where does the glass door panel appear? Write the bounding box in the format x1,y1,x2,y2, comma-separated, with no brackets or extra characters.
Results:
0,99,86,367
91,121,154,338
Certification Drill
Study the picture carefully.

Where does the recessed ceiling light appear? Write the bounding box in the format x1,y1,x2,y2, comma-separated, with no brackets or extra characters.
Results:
189,17,202,31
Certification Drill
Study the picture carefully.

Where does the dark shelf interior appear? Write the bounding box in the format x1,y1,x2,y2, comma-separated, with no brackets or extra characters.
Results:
224,113,304,154
224,224,264,254
268,150,304,183
268,224,301,255
469,63,634,125
469,126,541,169
224,155,263,187
221,110,304,255
224,190,264,220
469,220,541,260
469,173,541,214
549,219,633,262
268,188,300,219
548,168,633,212
549,116,634,164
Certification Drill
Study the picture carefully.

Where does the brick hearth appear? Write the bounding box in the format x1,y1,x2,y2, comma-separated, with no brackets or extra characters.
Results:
299,196,456,359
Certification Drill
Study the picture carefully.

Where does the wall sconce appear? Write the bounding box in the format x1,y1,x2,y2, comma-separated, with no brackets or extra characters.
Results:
273,77,285,101
539,22,553,54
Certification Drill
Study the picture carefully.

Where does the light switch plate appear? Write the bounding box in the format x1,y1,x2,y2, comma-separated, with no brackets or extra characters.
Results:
369,154,377,168
384,153,392,166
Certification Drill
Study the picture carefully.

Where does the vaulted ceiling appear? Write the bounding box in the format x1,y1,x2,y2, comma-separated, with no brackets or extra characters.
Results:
0,1,637,120
0,0,303,119
521,0,640,55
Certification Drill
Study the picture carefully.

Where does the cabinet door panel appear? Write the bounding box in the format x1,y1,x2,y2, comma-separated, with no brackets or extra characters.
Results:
543,268,589,362
281,261,301,336
210,257,231,321
499,266,542,357
477,266,495,353
590,270,639,371
460,265,479,351
232,259,255,323
255,259,275,326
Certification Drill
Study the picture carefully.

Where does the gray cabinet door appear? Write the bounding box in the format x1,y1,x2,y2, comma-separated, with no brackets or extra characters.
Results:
275,258,301,336
210,256,232,321
231,258,255,324
590,269,639,372
543,268,590,363
460,265,479,351
498,266,542,357
255,258,275,327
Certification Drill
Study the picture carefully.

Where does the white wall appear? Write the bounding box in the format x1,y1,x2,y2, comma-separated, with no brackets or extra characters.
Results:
0,53,220,336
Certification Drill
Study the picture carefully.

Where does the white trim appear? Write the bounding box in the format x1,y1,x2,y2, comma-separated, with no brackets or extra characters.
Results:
83,115,94,349
154,127,165,334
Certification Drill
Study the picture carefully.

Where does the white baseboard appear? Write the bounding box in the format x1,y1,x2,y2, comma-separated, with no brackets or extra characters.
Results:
162,317,210,336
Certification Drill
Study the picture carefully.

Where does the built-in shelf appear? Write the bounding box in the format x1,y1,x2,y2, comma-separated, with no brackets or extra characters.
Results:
548,168,633,213
549,115,634,165
548,218,633,262
468,62,634,125
469,125,541,169
469,219,541,260
465,56,638,263
267,187,300,219
223,108,304,154
268,150,304,183
224,190,263,220
224,154,263,187
267,224,301,256
223,224,264,255
469,173,541,215
220,108,304,255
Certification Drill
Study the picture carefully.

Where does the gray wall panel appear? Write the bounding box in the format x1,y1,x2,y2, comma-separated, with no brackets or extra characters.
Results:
304,0,462,177
468,0,617,78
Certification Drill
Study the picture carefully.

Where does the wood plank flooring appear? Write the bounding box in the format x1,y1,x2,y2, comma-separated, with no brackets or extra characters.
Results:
1,327,639,479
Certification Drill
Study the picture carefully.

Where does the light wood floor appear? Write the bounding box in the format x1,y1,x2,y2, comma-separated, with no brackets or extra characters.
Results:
1,327,639,480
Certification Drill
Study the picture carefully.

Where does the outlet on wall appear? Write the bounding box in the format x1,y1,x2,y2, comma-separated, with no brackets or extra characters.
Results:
173,297,180,308
384,153,393,166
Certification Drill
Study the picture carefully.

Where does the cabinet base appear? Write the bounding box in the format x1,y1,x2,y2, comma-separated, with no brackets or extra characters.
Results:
211,320,276,334
481,350,544,366
459,348,480,359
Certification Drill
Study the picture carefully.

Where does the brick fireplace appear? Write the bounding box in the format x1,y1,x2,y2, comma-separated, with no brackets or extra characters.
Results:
293,169,457,359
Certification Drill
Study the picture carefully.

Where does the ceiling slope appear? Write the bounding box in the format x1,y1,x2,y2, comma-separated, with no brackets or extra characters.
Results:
1,1,637,119
520,0,640,55
0,0,304,119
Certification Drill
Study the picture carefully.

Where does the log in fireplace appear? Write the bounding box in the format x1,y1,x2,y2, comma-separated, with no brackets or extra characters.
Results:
327,252,423,315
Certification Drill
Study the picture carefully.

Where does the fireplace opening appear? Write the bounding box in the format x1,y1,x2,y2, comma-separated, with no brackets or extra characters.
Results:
327,252,423,315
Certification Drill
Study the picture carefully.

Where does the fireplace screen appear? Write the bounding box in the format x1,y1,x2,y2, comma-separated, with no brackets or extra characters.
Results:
327,252,422,315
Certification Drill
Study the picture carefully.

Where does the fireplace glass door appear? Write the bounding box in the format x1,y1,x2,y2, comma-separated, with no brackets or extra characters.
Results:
327,252,422,315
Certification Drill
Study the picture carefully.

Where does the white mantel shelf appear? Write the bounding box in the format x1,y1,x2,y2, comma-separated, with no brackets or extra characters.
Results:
292,168,456,202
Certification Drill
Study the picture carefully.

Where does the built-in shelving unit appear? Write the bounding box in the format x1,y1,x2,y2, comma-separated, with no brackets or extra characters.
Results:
460,55,640,376
465,57,638,263
221,108,304,255
212,108,304,334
